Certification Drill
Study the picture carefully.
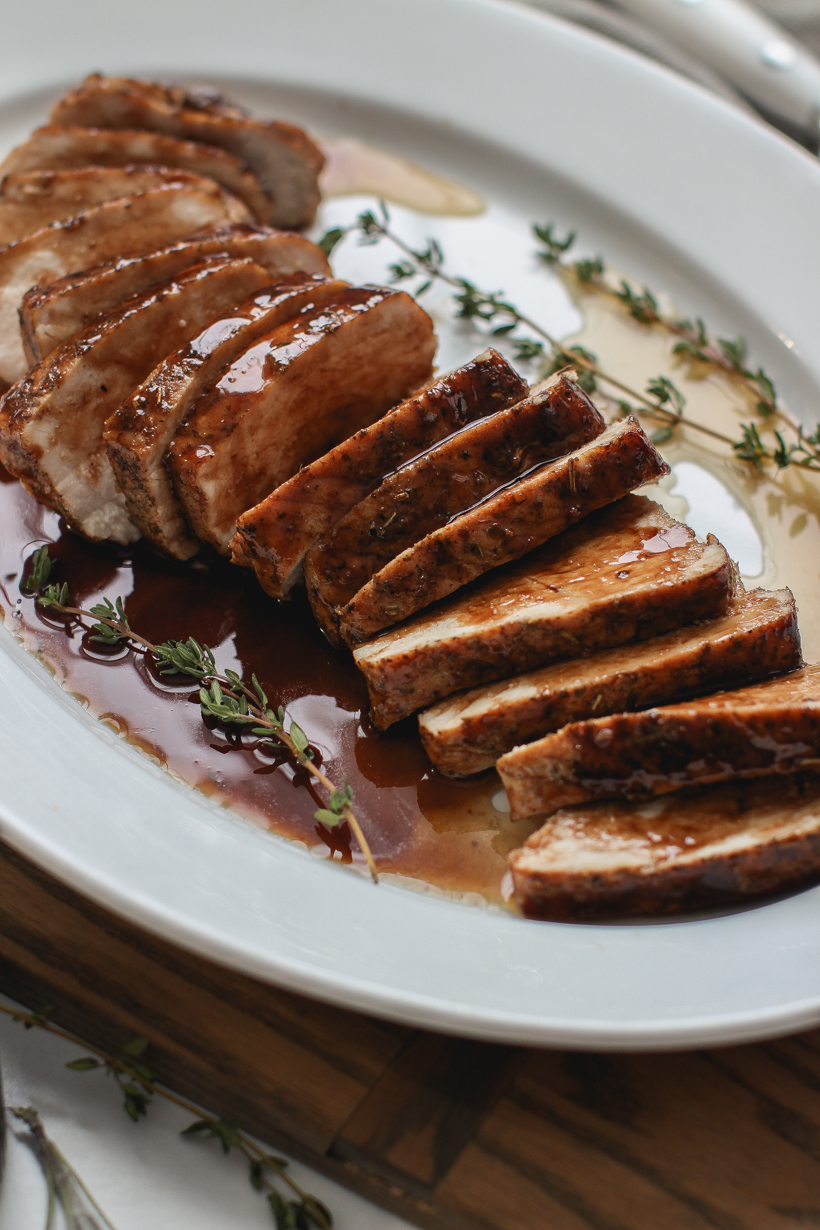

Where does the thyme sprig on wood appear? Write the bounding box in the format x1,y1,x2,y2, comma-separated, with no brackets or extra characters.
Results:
321,204,819,472
4,1002,332,1229
28,548,377,882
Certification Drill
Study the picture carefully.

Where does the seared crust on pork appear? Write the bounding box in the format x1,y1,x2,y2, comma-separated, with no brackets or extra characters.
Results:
0,183,247,386
510,773,820,920
50,75,324,228
0,256,273,544
420,587,801,776
20,224,331,365
0,126,270,222
498,663,820,820
339,416,668,646
105,274,348,559
0,166,244,247
231,348,527,597
305,373,605,640
353,496,736,729
167,286,436,554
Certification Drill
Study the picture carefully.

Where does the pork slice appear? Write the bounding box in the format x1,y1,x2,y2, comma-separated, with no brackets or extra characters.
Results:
231,348,528,598
339,416,668,647
0,256,273,544
509,773,820,920
498,663,820,820
305,373,605,641
0,183,247,387
50,75,324,228
420,587,800,776
0,166,246,248
105,273,348,560
20,223,331,365
167,286,436,554
0,126,270,222
353,495,736,729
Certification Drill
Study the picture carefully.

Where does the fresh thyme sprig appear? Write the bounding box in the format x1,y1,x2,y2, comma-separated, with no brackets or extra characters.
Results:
321,204,819,472
4,1002,332,1229
33,559,377,882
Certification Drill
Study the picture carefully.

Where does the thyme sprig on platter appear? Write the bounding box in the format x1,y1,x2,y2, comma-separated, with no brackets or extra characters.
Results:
320,204,820,473
26,547,377,882
4,1001,332,1229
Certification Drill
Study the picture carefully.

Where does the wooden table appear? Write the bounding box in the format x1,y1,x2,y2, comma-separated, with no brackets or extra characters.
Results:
0,837,818,1229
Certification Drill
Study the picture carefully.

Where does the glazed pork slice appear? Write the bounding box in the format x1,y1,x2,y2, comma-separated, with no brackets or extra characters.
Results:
420,587,800,776
0,166,245,247
0,256,273,544
50,75,324,228
498,663,820,821
167,286,436,554
305,373,605,641
105,273,348,560
20,223,331,365
0,126,270,222
0,183,248,387
339,416,668,647
231,348,527,598
509,773,820,920
353,495,736,729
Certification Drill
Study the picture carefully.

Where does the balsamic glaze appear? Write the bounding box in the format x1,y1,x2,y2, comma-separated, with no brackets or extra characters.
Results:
0,466,525,901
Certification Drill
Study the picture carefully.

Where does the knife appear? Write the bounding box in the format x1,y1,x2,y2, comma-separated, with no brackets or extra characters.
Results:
612,0,820,141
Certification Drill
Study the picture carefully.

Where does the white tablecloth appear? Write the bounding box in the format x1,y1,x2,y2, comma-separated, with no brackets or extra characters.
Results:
0,1002,412,1230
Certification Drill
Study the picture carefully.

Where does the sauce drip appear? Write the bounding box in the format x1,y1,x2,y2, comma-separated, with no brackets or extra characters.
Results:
0,467,526,903
319,137,485,217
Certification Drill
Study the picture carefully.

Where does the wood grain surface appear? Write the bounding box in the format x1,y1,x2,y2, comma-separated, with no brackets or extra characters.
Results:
0,837,818,1229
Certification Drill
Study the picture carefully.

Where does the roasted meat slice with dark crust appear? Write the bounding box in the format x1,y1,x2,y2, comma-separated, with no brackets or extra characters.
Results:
305,373,604,641
0,126,270,222
167,286,436,554
105,273,348,560
509,773,820,920
420,587,800,776
0,256,273,544
498,663,820,821
339,416,668,647
0,183,249,387
231,348,527,598
20,224,331,365
353,496,736,729
0,166,239,247
50,75,324,228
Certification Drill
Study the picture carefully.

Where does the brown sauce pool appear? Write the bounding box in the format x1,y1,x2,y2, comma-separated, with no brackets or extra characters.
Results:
0,464,532,903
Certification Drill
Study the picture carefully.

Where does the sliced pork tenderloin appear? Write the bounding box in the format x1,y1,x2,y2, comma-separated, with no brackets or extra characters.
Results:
50,75,324,228
105,273,348,559
305,372,605,642
167,287,436,554
339,416,668,647
509,773,820,920
20,223,331,366
231,348,527,597
0,183,249,387
498,663,820,821
0,256,273,544
0,126,270,222
420,587,800,776
0,166,243,247
353,495,736,729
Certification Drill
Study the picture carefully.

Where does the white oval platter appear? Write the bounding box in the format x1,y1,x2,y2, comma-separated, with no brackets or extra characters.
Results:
1,0,820,1050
